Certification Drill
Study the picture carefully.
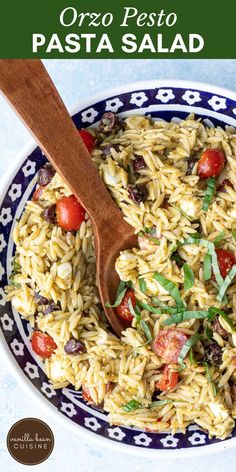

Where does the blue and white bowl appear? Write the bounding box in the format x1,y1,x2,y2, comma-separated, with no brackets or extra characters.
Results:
1,80,236,457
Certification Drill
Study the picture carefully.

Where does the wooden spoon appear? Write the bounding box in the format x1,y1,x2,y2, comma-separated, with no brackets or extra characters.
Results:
0,59,137,336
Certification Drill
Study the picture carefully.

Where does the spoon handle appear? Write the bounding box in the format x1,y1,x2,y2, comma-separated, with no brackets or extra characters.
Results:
0,59,123,230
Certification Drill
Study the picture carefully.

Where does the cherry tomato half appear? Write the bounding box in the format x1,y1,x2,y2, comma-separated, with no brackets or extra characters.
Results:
32,186,44,202
115,289,136,323
198,149,225,179
156,365,179,391
31,331,57,359
78,129,96,153
216,248,236,279
153,329,188,363
56,195,85,231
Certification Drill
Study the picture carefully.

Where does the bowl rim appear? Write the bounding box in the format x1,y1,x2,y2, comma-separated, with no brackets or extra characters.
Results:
1,78,236,458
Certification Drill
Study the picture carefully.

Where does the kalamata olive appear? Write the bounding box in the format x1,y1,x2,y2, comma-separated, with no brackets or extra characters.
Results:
99,112,124,133
186,157,198,175
151,389,162,401
128,184,148,203
171,252,184,268
204,342,222,366
43,204,56,224
64,338,85,355
217,179,233,193
101,143,121,156
91,402,105,412
42,301,61,316
161,198,170,209
34,292,48,305
132,156,147,172
37,163,55,186
212,316,228,339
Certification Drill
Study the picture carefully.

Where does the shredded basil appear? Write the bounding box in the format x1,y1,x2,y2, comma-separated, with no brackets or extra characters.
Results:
150,399,172,408
171,204,192,221
9,278,21,288
129,300,152,343
204,323,213,340
183,237,224,288
154,272,184,308
138,277,147,294
202,177,216,211
183,263,195,292
123,400,142,412
189,348,200,365
128,298,140,322
138,300,162,314
140,319,152,343
208,307,236,332
178,333,200,369
123,398,172,412
138,227,160,245
232,229,236,242
204,361,217,397
163,310,209,326
105,281,128,308
213,230,225,245
203,253,212,281
217,264,236,302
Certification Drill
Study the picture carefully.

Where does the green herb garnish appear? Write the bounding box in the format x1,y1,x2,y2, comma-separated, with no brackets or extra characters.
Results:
105,281,127,308
154,272,184,308
138,300,162,314
208,307,236,332
123,398,172,412
204,361,217,397
204,323,213,340
123,400,142,412
140,319,152,343
213,230,225,245
183,263,195,292
163,310,209,326
150,399,172,408
139,277,147,294
232,228,236,241
178,333,200,369
171,204,192,221
203,253,212,281
183,237,224,289
202,177,216,211
217,264,236,302
138,227,160,245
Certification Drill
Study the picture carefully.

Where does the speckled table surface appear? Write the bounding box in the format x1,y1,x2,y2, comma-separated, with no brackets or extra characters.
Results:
1,59,236,472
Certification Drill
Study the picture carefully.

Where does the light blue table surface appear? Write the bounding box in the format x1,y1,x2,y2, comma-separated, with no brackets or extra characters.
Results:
1,59,236,472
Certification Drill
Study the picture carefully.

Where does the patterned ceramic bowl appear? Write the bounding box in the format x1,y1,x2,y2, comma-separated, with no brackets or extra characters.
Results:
1,80,236,457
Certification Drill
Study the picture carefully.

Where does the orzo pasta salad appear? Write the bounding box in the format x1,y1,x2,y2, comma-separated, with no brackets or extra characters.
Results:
6,112,236,439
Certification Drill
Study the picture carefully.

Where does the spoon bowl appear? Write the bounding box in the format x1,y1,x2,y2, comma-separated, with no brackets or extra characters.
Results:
0,59,137,336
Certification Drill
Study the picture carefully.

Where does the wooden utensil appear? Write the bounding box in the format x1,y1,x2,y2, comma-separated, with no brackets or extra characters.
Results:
0,59,137,336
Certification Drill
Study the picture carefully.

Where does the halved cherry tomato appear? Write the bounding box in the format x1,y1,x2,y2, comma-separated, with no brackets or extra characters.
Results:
31,331,57,359
155,365,179,391
153,329,188,363
198,149,225,179
56,195,85,231
216,248,236,278
82,386,94,403
32,186,44,202
78,129,96,153
115,289,136,322
217,179,233,193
